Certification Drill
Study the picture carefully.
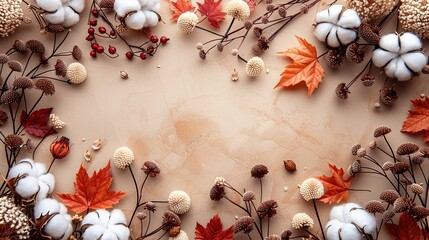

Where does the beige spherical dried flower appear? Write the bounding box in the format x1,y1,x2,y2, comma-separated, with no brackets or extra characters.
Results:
168,190,191,215
291,213,313,229
67,62,87,84
35,78,55,95
1,90,20,104
50,114,66,129
393,197,412,213
13,77,34,89
0,0,23,37
351,144,361,156
251,164,269,178
397,142,419,155
26,40,45,54
226,0,250,21
299,178,324,201
8,60,23,72
214,177,225,186
0,196,31,239
399,0,429,39
246,56,264,77
365,200,385,214
141,160,160,177
55,59,67,77
374,125,391,138
346,0,395,22
5,134,23,148
169,230,188,240
409,183,424,195
233,216,254,234
112,147,134,169
243,191,256,201
257,200,278,218
177,12,199,34
391,162,409,174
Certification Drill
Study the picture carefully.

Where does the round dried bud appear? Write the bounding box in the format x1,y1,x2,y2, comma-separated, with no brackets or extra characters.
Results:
374,125,391,137
280,230,292,240
325,50,342,69
112,146,134,169
266,4,275,12
361,74,375,87
233,216,254,234
283,160,296,172
13,40,27,53
422,65,429,74
379,88,398,105
8,60,23,72
350,160,361,173
26,40,45,54
382,211,395,221
346,43,364,63
67,62,87,84
99,0,115,8
144,202,157,212
401,178,412,186
5,134,23,148
257,36,269,50
397,142,419,155
136,212,147,220
257,200,278,218
199,49,206,60
347,165,355,177
409,183,424,195
177,12,199,33
231,49,239,56
357,148,366,157
251,164,269,178
46,24,65,33
244,20,253,30
210,184,225,201
412,156,425,164
291,213,313,229
168,190,191,215
351,144,361,155
379,190,399,204
246,56,265,77
0,110,8,126
226,0,251,21
253,27,262,38
391,162,409,174
1,90,20,104
261,16,269,24
409,206,429,222
369,140,377,150
195,43,203,50
162,211,181,231
35,78,55,95
142,160,160,177
55,59,67,77
335,83,350,99
278,7,287,18
393,197,412,213
300,4,309,14
360,23,381,45
0,54,9,64
382,161,394,171
72,46,82,61
243,191,256,201
421,148,429,158
365,200,385,214
13,77,34,89
216,42,224,52
299,178,324,201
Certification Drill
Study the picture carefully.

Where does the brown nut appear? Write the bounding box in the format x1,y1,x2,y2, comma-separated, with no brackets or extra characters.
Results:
169,225,181,237
283,160,296,172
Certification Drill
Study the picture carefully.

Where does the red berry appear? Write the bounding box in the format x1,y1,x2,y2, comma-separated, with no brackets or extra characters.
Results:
88,27,95,35
89,19,97,26
98,27,106,34
140,52,147,60
150,35,158,43
110,30,116,36
91,43,99,50
147,46,155,54
96,46,104,53
86,35,94,41
90,51,97,58
125,51,133,59
160,36,169,44
108,45,116,54
91,9,99,17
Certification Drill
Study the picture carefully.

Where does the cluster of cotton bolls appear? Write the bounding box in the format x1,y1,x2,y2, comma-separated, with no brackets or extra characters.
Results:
35,0,85,27
114,0,161,30
81,209,130,240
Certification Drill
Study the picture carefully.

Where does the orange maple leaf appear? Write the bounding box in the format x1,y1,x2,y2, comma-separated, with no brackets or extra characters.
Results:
401,97,429,143
275,36,325,96
57,162,126,214
169,0,196,21
315,164,351,204
197,0,226,28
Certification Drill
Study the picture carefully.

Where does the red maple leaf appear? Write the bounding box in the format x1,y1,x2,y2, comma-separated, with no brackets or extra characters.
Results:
57,162,126,214
244,0,256,11
315,164,352,204
195,214,233,240
20,108,56,138
169,0,195,21
386,213,429,240
401,97,429,143
197,0,226,28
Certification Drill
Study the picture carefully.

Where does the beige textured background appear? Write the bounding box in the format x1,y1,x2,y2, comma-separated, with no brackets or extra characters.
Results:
1,0,428,239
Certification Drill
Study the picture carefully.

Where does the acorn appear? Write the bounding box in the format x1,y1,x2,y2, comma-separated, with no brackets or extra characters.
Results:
284,160,297,172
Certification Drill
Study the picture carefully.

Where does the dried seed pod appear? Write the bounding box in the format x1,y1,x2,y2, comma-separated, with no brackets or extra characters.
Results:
13,40,27,53
335,83,350,99
8,60,23,72
369,140,377,150
26,40,45,54
325,50,342,69
351,144,361,155
393,197,412,213
409,183,424,195
391,162,409,174
346,43,365,63
283,160,297,172
99,0,115,9
253,27,262,38
1,90,20,104
278,7,287,18
379,88,398,105
120,71,129,79
365,200,385,214
361,74,375,87
357,148,366,157
350,160,361,173
244,20,253,30
379,190,400,204
382,161,394,171
0,53,9,64
72,46,82,61
374,125,391,137
231,69,239,81
46,24,65,33
84,150,91,162
397,142,419,155
92,139,102,151
360,23,381,44
409,206,429,221
0,110,7,126
382,211,395,221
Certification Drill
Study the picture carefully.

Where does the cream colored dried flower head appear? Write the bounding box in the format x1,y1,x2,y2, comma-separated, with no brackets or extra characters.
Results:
0,0,23,37
0,196,31,239
399,0,429,39
299,178,324,201
346,0,395,22
169,230,189,240
177,12,199,34
246,57,264,77
214,177,225,186
50,114,66,129
66,62,87,84
112,147,134,169
168,190,191,215
291,213,314,229
226,0,250,21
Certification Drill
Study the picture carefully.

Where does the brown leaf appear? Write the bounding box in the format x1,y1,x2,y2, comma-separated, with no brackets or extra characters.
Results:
386,213,429,240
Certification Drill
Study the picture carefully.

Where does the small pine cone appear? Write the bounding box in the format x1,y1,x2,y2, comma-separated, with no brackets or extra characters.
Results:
346,43,365,63
5,134,23,148
8,60,23,72
391,162,409,174
244,20,253,30
374,125,391,137
397,142,419,155
13,40,27,53
199,49,206,60
0,53,9,64
351,144,361,156
393,197,412,213
72,46,82,61
361,74,375,87
357,148,366,157
1,90,20,104
266,4,275,12
217,42,224,52
336,83,350,99
379,190,399,204
369,140,377,150
382,211,395,221
300,4,309,14
409,183,424,195
99,0,115,9
412,156,425,164
252,44,263,55
382,161,394,171
55,59,67,77
409,206,429,222
278,7,287,18
0,110,8,126
26,40,45,54
422,65,429,74
365,200,385,214
46,24,65,33
325,50,342,69
253,27,262,38
261,16,269,24
379,88,398,105
360,23,381,45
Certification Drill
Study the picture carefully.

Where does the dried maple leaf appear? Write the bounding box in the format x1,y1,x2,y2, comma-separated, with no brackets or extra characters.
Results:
386,213,429,240
169,0,195,21
195,214,233,240
275,36,325,96
197,0,226,28
57,162,126,214
315,164,351,204
401,97,429,143
20,108,57,138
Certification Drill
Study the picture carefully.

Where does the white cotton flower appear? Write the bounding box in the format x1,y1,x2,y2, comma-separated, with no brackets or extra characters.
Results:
325,203,377,240
34,198,73,240
81,209,130,240
372,32,427,81
36,0,85,27
114,0,160,29
7,158,55,202
314,5,361,48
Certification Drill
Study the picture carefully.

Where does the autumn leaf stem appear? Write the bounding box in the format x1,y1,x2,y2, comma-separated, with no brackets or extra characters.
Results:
312,199,325,240
347,188,371,192
317,51,328,59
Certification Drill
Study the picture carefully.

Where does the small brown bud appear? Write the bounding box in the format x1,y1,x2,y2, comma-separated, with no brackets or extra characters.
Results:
336,83,350,99
253,27,262,38
217,42,224,52
379,88,398,105
244,20,253,30
361,74,375,87
283,160,296,172
278,7,287,18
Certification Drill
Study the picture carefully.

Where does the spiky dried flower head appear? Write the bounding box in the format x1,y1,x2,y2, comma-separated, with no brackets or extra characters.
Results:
379,190,399,204
361,74,375,87
291,213,314,229
246,57,265,77
382,210,395,221
26,40,45,54
299,178,324,201
46,24,65,33
280,230,292,240
233,216,254,234
210,184,225,201
335,83,350,99
8,60,23,72
251,164,269,178
0,195,31,239
177,12,199,34
397,142,419,155
351,144,361,156
13,39,26,53
226,0,250,21
243,191,256,201
374,125,391,138
0,0,23,37
379,88,398,105
253,27,262,38
112,146,134,169
13,77,34,89
67,62,87,84
346,0,395,22
168,190,191,215
0,54,9,64
162,211,181,230
346,43,365,63
252,44,263,55
5,134,23,148
357,148,366,157
0,110,7,126
244,20,253,30
144,202,157,212
142,160,160,177
1,90,20,104
72,46,82,61
399,0,429,39
325,49,342,69
55,59,67,77
409,206,429,222
391,162,409,174
365,200,385,214
409,183,424,195
257,200,278,218
35,78,55,95
393,197,413,213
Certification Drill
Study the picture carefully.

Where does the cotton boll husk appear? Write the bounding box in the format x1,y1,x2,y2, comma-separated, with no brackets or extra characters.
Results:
337,9,361,28
15,176,39,198
62,7,80,27
142,10,159,27
330,205,345,222
38,173,55,190
340,223,364,240
109,209,127,225
372,49,398,67
337,28,357,45
379,34,400,53
35,162,47,176
343,208,376,233
8,161,34,179
114,0,141,17
68,0,85,12
108,225,130,239
327,5,343,23
125,11,146,30
44,7,66,25
399,33,422,54
401,53,427,72
36,0,62,12
326,219,343,240
394,58,413,81
82,225,104,240
44,214,71,240
327,27,340,48
314,23,333,42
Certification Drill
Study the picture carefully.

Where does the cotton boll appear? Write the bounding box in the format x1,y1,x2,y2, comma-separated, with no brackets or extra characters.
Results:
15,176,39,198
401,52,427,72
326,219,343,240
39,173,55,190
399,33,422,54
8,160,33,179
82,225,104,239
384,58,399,79
35,162,46,176
337,28,358,46
36,182,51,201
125,11,146,30
337,9,361,28
314,23,334,42
44,7,66,25
82,209,130,240
44,214,70,239
327,5,343,23
108,225,131,239
98,210,111,226
68,0,85,12
62,7,80,27
315,9,330,22
379,34,400,53
138,0,148,6
34,199,61,218
343,206,376,234
36,0,62,12
327,27,340,48
145,0,160,11
142,10,159,27
330,205,345,222
114,0,141,17
109,209,127,226
101,230,118,240
340,223,364,240
81,211,103,226
394,58,414,81
372,49,398,67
